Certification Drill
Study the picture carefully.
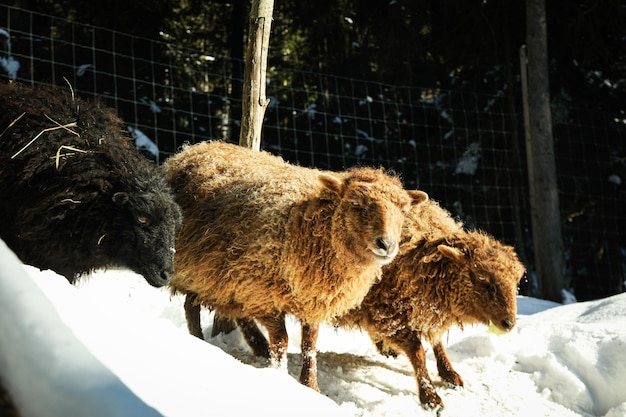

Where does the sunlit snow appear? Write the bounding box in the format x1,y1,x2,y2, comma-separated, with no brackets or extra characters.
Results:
1,239,625,417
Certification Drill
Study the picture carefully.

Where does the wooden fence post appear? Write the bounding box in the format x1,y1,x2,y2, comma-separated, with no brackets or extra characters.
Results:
520,0,567,302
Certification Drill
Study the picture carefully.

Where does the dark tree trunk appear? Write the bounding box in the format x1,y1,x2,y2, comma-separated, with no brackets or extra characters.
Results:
522,0,567,302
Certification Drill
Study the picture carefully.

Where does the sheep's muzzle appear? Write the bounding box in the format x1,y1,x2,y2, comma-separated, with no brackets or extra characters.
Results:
370,235,399,265
488,316,516,335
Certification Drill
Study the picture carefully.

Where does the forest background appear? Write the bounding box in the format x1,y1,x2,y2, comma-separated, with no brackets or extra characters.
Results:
1,0,625,302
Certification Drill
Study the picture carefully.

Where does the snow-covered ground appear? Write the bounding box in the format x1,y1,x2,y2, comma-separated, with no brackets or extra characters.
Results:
1,239,625,417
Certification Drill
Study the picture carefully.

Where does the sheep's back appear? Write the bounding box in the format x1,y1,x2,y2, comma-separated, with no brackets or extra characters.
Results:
0,83,151,207
0,83,136,169
398,199,464,253
165,141,322,242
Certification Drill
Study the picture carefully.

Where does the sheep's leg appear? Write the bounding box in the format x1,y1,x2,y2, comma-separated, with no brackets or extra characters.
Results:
433,340,463,387
237,317,270,359
257,314,289,372
375,340,398,358
299,323,320,392
211,313,237,337
184,293,203,339
400,338,443,409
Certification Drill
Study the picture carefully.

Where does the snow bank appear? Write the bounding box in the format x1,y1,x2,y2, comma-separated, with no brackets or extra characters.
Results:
2,235,626,417
0,239,345,417
0,239,162,417
513,295,626,416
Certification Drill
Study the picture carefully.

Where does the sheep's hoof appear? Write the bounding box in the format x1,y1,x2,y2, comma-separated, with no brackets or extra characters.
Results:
422,401,445,414
440,371,464,387
419,388,444,411
299,372,320,393
299,375,320,393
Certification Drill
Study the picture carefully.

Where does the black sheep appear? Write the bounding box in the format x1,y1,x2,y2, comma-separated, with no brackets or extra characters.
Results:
0,82,182,287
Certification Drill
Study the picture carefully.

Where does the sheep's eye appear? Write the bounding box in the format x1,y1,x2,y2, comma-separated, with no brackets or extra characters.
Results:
474,271,488,282
137,216,151,226
351,201,360,207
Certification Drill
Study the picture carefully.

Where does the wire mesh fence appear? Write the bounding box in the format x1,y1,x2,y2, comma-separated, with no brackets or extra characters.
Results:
1,4,624,301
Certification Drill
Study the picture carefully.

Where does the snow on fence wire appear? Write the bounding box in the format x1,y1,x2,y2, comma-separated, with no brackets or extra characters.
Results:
1,4,624,301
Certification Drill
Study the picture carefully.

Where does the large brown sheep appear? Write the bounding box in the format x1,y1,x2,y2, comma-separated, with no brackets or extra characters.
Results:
0,82,182,287
238,198,525,408
163,140,427,391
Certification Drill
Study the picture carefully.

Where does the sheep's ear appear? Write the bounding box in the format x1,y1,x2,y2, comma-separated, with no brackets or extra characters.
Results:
113,192,130,205
318,173,345,196
408,190,428,205
437,244,466,264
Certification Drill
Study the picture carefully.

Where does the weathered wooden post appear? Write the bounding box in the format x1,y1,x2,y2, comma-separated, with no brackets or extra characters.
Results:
238,0,274,151
520,0,567,303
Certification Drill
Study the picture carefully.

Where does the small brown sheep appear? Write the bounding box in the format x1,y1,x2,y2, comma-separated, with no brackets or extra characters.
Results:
163,140,427,391
336,200,526,408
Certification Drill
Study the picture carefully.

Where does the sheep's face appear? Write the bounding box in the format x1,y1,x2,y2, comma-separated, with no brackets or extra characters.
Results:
438,232,526,333
320,169,428,266
105,186,183,287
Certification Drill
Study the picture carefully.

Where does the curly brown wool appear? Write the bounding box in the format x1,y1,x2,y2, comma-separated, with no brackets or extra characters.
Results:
338,199,526,408
164,140,427,392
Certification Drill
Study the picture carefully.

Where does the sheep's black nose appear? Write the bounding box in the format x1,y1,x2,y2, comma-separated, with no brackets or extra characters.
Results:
146,269,173,287
502,318,515,330
375,237,397,254
160,269,173,283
